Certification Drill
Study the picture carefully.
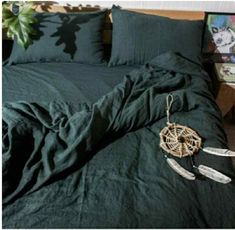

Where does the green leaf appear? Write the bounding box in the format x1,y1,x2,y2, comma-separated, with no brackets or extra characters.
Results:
2,2,37,49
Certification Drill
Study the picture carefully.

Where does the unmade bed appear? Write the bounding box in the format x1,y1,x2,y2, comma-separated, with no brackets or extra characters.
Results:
2,5,235,229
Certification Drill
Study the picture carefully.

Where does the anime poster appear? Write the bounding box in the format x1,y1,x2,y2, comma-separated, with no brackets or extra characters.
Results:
203,13,235,63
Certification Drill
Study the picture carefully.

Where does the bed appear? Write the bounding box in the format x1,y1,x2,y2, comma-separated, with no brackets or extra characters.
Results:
2,5,235,228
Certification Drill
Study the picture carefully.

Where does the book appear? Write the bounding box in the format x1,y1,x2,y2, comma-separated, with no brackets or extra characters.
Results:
215,63,235,84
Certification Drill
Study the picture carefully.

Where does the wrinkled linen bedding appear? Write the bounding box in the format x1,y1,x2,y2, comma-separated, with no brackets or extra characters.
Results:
2,52,235,228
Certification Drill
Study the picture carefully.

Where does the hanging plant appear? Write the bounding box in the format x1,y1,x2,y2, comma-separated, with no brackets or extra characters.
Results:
2,1,38,49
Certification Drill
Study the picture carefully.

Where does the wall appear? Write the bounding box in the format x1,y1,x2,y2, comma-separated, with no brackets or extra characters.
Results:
60,1,235,12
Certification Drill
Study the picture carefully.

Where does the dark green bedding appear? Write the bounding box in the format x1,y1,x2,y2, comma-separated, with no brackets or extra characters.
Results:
3,62,135,104
2,52,235,228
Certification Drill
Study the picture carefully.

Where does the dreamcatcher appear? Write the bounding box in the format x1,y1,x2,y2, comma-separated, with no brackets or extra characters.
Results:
159,94,235,184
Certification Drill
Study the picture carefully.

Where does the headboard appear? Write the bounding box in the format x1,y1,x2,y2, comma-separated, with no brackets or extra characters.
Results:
33,4,205,45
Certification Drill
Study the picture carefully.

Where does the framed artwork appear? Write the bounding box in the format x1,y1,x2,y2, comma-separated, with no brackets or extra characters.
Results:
215,63,235,83
202,12,235,63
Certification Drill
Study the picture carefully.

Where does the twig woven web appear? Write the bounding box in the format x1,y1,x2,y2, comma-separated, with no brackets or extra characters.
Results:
160,123,201,158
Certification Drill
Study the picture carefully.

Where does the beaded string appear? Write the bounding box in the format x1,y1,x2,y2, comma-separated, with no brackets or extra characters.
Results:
164,94,174,159
166,94,174,125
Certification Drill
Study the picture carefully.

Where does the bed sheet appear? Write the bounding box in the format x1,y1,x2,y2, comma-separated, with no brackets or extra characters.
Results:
3,62,136,104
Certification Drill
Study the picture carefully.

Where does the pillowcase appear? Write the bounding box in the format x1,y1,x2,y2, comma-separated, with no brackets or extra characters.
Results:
109,7,203,66
8,10,107,65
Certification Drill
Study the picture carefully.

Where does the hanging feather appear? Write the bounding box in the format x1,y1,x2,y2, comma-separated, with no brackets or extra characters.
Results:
198,165,232,184
203,147,235,157
166,158,196,180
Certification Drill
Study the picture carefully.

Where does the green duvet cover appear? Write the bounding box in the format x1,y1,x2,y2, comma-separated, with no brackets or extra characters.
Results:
2,52,235,228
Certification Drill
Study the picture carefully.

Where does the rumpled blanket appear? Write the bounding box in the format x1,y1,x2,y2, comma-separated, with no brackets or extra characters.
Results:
3,52,235,228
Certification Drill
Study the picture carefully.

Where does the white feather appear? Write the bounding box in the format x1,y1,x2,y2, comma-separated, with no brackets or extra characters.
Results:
198,165,232,184
203,147,235,157
166,158,195,180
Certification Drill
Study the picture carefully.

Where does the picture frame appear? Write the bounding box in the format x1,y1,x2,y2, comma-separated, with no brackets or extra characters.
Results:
202,12,235,63
215,63,235,83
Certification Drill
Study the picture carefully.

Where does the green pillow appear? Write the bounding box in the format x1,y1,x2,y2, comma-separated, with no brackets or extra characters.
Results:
9,10,107,64
109,7,203,66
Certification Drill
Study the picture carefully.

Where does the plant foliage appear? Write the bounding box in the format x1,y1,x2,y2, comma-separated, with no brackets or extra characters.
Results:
2,2,38,49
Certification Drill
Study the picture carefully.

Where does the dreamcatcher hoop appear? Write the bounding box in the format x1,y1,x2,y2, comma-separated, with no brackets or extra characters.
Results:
159,94,202,158
160,123,201,158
